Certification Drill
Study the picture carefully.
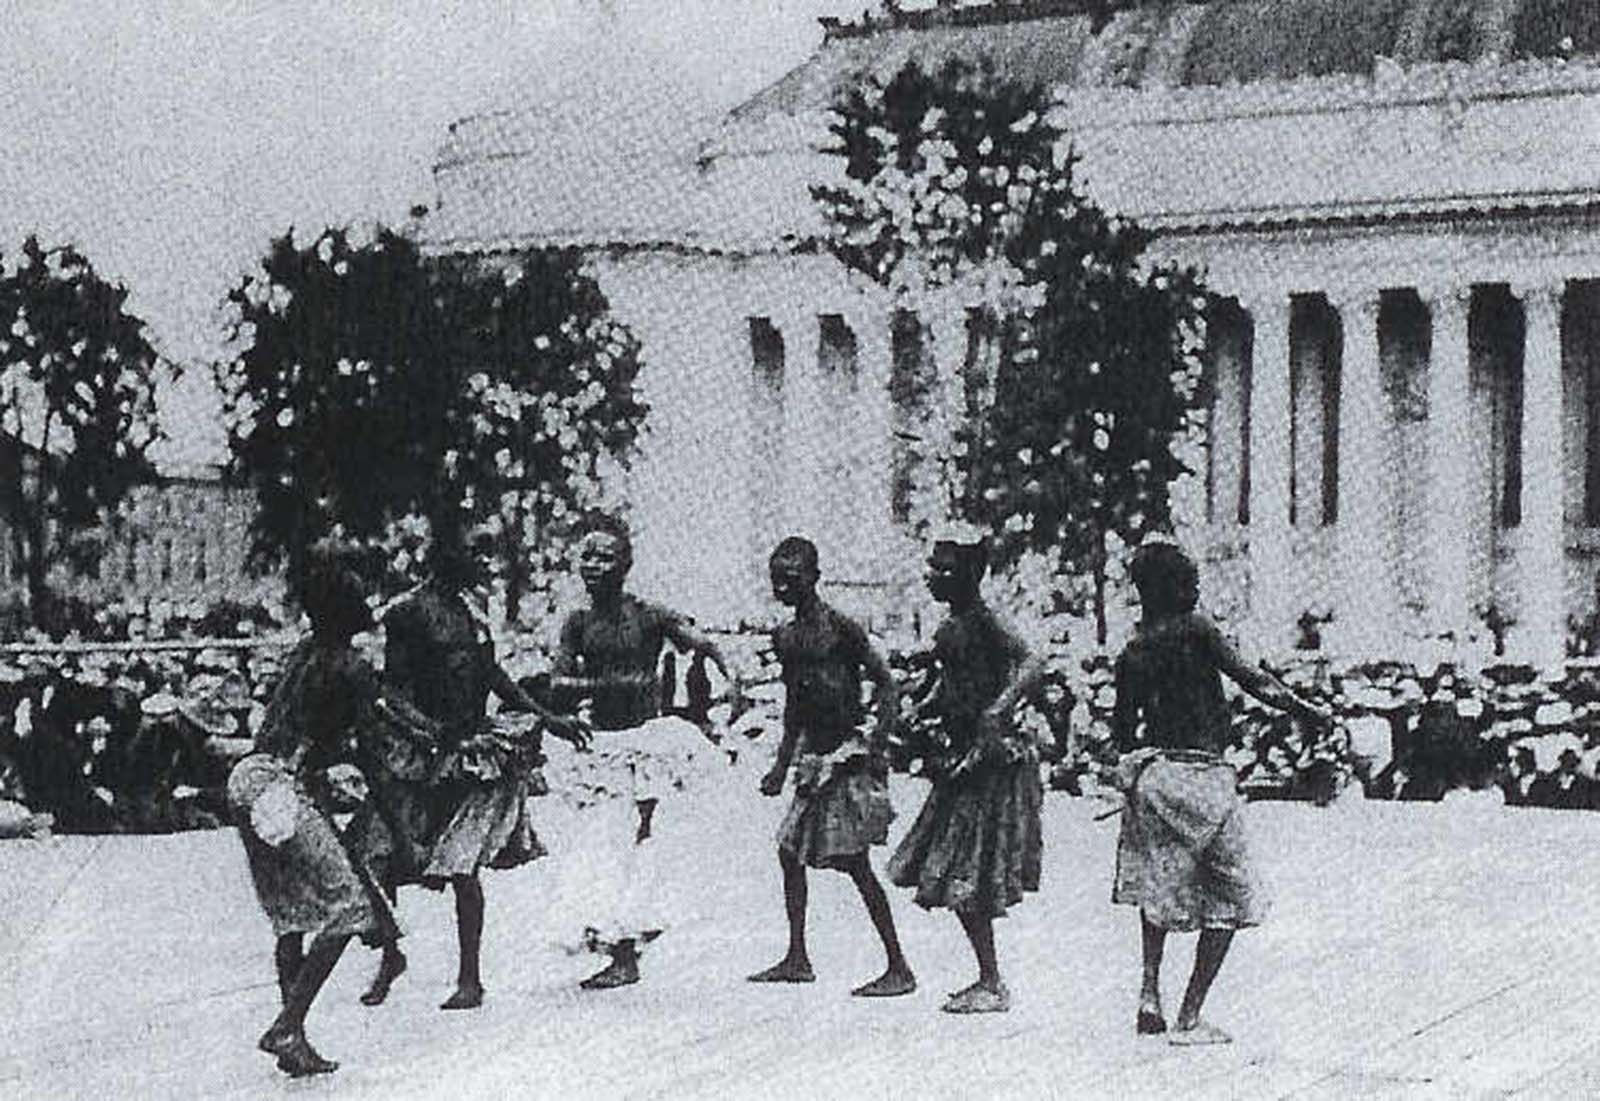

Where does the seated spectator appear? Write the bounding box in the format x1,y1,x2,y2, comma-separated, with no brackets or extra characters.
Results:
1501,745,1540,806
1529,748,1595,810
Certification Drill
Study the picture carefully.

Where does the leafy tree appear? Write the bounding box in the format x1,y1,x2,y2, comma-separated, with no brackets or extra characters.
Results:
0,236,166,627
218,226,646,619
812,59,1209,641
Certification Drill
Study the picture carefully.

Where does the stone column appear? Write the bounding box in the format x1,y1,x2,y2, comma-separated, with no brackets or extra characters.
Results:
773,309,824,542
845,307,896,585
1241,290,1294,652
1420,282,1473,641
1327,284,1392,657
1512,279,1568,670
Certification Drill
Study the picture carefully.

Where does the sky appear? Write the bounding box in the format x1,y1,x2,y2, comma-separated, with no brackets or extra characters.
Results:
0,0,853,466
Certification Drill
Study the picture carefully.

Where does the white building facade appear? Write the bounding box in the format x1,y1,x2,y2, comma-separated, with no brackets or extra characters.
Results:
425,1,1600,666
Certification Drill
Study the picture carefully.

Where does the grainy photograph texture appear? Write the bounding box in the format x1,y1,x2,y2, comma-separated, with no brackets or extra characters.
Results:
1,0,1599,1097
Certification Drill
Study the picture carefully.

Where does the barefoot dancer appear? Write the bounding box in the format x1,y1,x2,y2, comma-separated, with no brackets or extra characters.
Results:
887,533,1046,1014
354,528,588,1011
1110,543,1330,1045
547,519,740,990
227,550,437,1077
747,537,914,997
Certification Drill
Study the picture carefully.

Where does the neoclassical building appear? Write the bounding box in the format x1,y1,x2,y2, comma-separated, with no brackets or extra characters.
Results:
424,0,1600,667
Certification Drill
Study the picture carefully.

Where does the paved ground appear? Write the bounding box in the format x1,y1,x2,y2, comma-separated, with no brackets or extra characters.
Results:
4,775,1600,1100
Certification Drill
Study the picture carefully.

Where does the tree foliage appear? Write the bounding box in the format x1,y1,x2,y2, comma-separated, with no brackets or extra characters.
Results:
0,236,165,625
218,226,647,616
812,59,1209,640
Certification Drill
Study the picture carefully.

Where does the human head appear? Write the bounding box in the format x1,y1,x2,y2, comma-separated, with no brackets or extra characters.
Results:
1129,542,1200,618
300,545,373,641
577,518,633,595
1559,747,1581,774
1513,745,1536,774
925,537,987,606
769,536,819,607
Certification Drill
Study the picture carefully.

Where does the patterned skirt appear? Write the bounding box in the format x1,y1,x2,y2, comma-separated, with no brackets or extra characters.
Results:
887,746,1043,918
347,719,545,888
1112,755,1267,932
777,751,893,869
227,754,397,944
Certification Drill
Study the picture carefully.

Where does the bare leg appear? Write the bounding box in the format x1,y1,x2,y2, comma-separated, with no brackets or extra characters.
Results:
1170,929,1234,1045
943,907,1008,1013
258,933,349,1077
273,934,304,1006
361,884,406,1007
441,874,485,1009
841,855,915,997
748,849,814,982
1138,913,1167,1034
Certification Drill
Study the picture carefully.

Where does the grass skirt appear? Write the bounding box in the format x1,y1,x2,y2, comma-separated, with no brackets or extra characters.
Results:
228,754,396,944
1112,756,1267,932
420,777,545,884
887,750,1043,918
349,716,546,888
777,755,892,868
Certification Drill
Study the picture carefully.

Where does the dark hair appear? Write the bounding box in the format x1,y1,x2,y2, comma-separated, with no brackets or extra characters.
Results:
931,537,988,581
770,535,819,572
1129,542,1199,617
579,514,634,567
300,545,372,639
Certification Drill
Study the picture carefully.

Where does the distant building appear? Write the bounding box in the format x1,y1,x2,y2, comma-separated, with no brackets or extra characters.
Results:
0,456,268,628
424,0,1600,666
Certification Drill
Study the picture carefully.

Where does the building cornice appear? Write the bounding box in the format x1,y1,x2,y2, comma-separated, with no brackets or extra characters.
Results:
1055,56,1600,128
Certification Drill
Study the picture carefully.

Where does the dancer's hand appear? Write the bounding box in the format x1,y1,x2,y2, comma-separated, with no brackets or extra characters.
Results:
547,713,591,752
759,766,786,796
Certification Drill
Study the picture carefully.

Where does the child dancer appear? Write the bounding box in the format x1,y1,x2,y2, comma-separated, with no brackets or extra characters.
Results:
545,518,741,990
352,525,588,1011
887,533,1045,1013
1110,542,1329,1045
748,536,915,996
227,549,436,1077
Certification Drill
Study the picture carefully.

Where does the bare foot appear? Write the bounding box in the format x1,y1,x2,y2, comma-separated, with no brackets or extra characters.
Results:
941,981,1010,1014
580,956,640,991
256,1021,296,1058
276,1037,339,1077
1169,1019,1232,1046
361,949,407,1007
440,982,484,1010
746,957,815,984
851,967,916,998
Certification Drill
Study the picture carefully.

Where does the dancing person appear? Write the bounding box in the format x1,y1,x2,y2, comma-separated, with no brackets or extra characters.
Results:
545,518,741,990
227,549,436,1077
352,525,589,1011
1109,542,1329,1046
748,536,914,997
886,532,1046,1014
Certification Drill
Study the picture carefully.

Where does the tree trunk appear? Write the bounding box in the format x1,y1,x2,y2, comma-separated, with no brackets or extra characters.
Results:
504,493,528,626
1092,532,1109,647
21,505,48,630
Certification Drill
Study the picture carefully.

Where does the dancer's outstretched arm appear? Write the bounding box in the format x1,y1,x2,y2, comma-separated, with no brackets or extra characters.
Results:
489,665,589,749
1204,619,1330,723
